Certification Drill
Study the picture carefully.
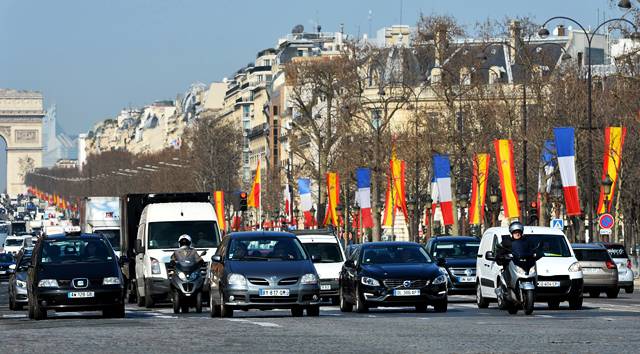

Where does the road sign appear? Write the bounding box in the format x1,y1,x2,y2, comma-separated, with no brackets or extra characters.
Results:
599,213,614,230
599,228,612,235
550,218,564,229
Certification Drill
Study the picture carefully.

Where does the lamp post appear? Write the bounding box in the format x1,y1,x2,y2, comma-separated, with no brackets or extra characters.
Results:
424,195,433,242
310,205,316,229
539,10,640,242
517,185,526,223
336,203,344,246
457,192,469,235
601,175,613,239
489,188,500,227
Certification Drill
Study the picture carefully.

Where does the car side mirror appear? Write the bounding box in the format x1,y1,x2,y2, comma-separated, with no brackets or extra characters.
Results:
344,259,355,268
437,257,446,267
211,255,222,263
135,239,144,254
9,264,16,270
485,251,496,261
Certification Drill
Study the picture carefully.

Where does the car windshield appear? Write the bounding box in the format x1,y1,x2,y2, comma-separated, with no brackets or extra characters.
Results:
5,239,22,247
148,221,220,249
524,235,572,257
574,249,610,262
41,239,114,264
228,237,308,261
303,242,343,263
604,245,628,259
362,245,432,265
431,240,480,259
11,223,26,234
95,230,121,251
0,254,13,262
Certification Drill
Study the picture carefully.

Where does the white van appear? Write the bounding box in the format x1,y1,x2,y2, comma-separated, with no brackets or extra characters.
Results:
476,226,584,310
134,202,221,307
295,231,346,304
3,235,30,255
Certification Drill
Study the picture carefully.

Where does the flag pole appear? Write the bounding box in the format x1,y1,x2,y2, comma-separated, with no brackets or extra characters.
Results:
259,154,262,230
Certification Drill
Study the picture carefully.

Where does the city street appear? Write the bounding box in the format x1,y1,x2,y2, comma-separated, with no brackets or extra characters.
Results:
1,280,639,353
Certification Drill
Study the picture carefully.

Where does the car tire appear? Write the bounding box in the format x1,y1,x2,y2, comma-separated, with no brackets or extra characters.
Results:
195,292,203,313
32,298,47,320
307,305,320,317
568,295,583,310
625,286,634,294
433,298,448,313
172,291,180,314
220,291,233,318
606,289,619,299
28,295,34,319
9,293,15,311
144,280,155,308
339,287,353,312
476,281,489,309
547,300,560,310
103,304,125,318
354,289,368,313
15,303,23,311
415,303,428,313
136,282,145,307
589,291,600,298
210,291,221,318
291,306,304,317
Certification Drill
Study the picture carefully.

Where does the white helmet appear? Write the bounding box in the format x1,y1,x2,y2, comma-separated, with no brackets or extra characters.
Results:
178,234,192,246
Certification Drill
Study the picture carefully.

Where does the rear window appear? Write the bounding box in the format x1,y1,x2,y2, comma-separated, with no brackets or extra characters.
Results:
574,249,611,262
604,245,628,259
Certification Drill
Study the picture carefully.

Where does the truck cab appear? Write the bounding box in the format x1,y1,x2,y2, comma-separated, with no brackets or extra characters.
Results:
81,197,121,256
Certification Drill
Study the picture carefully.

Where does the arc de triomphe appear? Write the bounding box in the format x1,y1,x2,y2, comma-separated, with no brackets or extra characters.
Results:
0,89,43,197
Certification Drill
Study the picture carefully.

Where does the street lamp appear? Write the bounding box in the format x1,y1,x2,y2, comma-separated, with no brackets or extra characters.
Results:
336,203,344,245
424,195,433,241
539,12,639,241
293,207,300,229
353,203,361,243
457,192,469,235
601,174,614,214
489,188,500,227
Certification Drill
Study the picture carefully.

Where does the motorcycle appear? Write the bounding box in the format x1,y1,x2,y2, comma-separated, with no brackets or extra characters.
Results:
169,249,207,314
495,250,542,315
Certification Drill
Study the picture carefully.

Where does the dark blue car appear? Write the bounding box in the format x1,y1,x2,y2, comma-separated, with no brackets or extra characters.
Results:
0,253,16,280
425,236,481,295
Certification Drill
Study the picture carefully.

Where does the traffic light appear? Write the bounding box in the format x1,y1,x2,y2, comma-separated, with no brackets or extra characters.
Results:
239,192,248,211
528,201,538,225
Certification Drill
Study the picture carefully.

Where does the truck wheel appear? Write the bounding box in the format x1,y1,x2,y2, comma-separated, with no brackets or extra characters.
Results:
625,286,634,294
606,289,619,298
144,280,155,308
195,292,203,313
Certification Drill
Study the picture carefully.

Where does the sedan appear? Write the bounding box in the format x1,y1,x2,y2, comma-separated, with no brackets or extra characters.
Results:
209,231,321,317
8,249,31,310
339,242,448,313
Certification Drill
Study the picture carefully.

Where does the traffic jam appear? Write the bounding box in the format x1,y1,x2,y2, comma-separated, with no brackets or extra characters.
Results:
0,192,635,320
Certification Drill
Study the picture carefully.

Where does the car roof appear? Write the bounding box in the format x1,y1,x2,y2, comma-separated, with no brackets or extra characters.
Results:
291,229,335,236
484,226,566,236
228,231,297,239
296,234,339,243
43,233,105,240
571,243,606,250
361,241,421,248
430,236,480,242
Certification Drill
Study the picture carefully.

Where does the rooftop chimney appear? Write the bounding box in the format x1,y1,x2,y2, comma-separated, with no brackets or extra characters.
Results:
509,20,522,63
435,23,448,66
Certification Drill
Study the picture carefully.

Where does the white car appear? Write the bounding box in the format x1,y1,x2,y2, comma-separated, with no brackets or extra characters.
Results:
295,231,346,304
3,236,30,255
597,243,635,294
476,226,584,310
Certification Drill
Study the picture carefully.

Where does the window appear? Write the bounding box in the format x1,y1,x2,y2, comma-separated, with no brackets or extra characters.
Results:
227,237,307,261
41,239,114,264
273,106,279,116
263,59,271,66
148,221,220,249
574,249,611,262
362,245,432,264
432,241,480,259
303,243,344,263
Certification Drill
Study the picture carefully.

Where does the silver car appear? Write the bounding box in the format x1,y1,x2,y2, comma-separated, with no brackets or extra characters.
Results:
572,244,618,298
597,243,634,294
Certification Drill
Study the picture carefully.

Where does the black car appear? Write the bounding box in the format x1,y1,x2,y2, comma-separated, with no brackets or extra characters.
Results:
339,242,448,313
27,233,126,320
425,236,480,295
0,252,15,280
209,231,321,317
8,249,31,310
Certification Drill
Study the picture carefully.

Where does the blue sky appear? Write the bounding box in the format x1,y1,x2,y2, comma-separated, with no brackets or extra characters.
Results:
0,0,624,135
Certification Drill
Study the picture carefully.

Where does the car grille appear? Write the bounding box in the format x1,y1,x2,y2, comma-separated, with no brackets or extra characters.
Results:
248,277,269,286
278,277,298,286
383,279,429,289
249,295,298,303
450,268,476,277
56,278,102,289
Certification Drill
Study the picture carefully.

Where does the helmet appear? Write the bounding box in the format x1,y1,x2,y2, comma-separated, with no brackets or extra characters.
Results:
509,221,524,235
178,234,192,247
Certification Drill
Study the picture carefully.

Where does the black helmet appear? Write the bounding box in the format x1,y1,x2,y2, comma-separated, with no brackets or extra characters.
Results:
509,221,524,235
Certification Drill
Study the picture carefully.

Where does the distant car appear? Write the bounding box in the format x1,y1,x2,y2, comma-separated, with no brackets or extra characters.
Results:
8,249,31,310
295,230,346,304
596,243,634,294
27,232,126,320
425,236,480,295
209,231,321,317
0,253,15,280
3,236,27,255
572,243,618,298
339,242,448,313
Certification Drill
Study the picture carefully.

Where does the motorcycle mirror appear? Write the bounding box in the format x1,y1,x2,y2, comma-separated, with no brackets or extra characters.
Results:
211,255,222,263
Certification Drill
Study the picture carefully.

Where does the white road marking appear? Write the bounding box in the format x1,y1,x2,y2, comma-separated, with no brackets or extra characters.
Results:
367,315,377,318
3,314,27,318
224,318,281,328
535,314,554,318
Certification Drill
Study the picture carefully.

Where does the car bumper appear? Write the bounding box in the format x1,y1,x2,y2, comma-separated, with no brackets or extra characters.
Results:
535,278,583,301
360,283,448,306
223,286,321,309
319,279,339,298
147,277,171,297
36,287,125,311
15,286,28,303
447,280,475,295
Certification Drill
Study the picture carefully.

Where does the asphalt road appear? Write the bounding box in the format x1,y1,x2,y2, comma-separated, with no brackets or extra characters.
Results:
1,281,639,353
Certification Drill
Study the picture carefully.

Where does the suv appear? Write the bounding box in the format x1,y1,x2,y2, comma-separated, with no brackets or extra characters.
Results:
294,230,346,304
476,227,583,310
596,243,634,294
572,243,618,298
425,236,480,295
27,232,125,320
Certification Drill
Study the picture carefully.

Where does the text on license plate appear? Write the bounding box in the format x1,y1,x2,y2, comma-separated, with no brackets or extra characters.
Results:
320,284,331,290
259,289,290,297
394,289,420,296
537,281,560,287
68,291,95,298
582,268,601,273
458,276,475,283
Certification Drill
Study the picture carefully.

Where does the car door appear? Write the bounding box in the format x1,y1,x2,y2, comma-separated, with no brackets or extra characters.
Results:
341,247,359,301
135,221,146,295
210,237,228,304
478,234,499,298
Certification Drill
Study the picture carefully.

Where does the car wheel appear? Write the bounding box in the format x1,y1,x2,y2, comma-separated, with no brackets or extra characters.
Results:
568,295,583,310
433,298,448,313
28,294,34,319
415,303,428,313
339,287,353,312
476,281,489,309
144,280,155,308
172,291,180,314
15,303,23,311
291,306,304,317
210,291,221,317
625,286,634,294
103,304,125,318
220,291,233,318
589,291,600,298
606,289,619,299
547,300,560,310
32,298,47,320
9,293,15,311
136,282,145,307
307,305,320,317
195,292,203,313
354,289,368,313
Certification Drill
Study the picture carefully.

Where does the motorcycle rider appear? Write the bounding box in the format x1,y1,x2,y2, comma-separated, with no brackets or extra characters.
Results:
171,234,204,265
496,221,533,285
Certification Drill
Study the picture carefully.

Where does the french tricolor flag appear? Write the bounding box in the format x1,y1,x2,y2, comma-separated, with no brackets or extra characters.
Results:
355,168,374,228
434,155,454,225
297,178,315,228
553,127,582,216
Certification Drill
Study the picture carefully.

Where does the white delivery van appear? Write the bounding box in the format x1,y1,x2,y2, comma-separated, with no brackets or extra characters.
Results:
3,235,29,255
81,197,121,256
134,202,221,307
476,226,584,310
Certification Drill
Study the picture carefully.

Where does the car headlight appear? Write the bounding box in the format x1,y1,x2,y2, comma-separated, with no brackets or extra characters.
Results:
568,262,582,272
301,273,318,285
178,272,187,281
16,279,27,288
38,279,59,288
150,257,161,274
227,273,247,287
103,277,121,285
361,276,380,287
432,275,447,285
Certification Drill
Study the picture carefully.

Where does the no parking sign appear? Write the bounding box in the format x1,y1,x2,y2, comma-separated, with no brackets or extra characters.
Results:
598,213,614,230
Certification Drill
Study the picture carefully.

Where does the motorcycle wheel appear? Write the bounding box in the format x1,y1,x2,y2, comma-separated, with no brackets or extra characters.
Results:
172,291,180,314
523,290,535,315
507,304,518,315
195,292,203,313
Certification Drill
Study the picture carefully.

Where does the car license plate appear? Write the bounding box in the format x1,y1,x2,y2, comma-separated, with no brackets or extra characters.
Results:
320,284,331,290
458,276,475,283
393,289,420,296
259,289,289,297
537,281,560,287
582,268,601,273
68,291,95,298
